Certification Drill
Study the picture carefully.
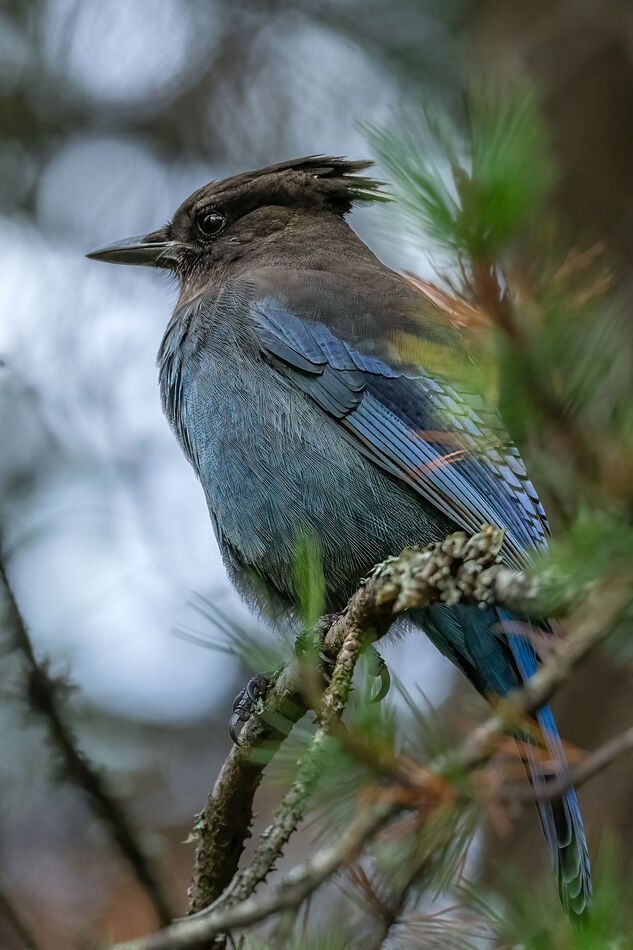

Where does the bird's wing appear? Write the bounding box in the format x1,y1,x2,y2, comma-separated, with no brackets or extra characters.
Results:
249,293,548,568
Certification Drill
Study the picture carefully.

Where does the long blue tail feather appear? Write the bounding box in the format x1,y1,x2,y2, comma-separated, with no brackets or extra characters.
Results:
500,609,592,918
417,603,591,918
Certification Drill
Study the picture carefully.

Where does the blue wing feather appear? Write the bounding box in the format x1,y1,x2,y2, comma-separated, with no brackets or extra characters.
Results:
252,297,547,566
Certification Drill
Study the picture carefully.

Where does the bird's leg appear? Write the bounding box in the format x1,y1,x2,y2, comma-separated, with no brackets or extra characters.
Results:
295,613,339,685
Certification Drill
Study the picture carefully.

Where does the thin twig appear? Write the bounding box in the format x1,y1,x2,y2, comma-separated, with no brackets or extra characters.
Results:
452,575,628,773
504,724,633,804
112,803,397,950
0,557,174,927
0,882,44,950
365,859,431,950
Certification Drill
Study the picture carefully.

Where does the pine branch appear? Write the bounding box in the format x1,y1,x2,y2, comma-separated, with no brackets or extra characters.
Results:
204,614,365,916
188,525,592,913
113,802,396,950
505,723,633,804
110,559,624,950
109,526,629,950
0,555,174,927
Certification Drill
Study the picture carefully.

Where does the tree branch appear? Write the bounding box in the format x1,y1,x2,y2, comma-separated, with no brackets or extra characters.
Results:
203,615,365,918
113,802,397,950
188,661,306,912
0,556,174,927
505,723,633,804
111,528,629,950
188,525,590,913
112,562,624,950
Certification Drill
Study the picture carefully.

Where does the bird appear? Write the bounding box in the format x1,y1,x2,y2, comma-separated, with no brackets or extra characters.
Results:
87,155,591,918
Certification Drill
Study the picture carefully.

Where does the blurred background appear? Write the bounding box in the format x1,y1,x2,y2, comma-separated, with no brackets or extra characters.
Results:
1,1,632,946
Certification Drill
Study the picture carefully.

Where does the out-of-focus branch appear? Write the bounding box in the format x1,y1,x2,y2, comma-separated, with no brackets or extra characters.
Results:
454,574,628,772
0,881,43,950
187,525,603,915
506,723,633,805
469,259,594,477
0,557,174,927
364,860,431,950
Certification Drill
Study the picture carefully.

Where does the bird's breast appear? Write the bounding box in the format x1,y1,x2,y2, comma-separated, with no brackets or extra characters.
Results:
157,312,449,610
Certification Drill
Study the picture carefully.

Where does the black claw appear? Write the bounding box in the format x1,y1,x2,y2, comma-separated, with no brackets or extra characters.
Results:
367,648,391,703
246,677,262,704
229,710,244,745
229,673,270,743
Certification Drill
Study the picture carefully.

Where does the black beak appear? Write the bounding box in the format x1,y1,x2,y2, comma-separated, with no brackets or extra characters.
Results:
86,230,179,267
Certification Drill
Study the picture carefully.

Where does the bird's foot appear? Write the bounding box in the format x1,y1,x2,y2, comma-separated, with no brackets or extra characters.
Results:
229,640,391,744
297,623,391,703
229,672,271,744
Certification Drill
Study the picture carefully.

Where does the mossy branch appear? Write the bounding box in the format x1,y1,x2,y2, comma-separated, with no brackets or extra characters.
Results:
187,526,597,916
110,533,627,950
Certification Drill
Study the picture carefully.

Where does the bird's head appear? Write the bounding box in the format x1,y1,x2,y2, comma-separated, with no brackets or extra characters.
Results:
87,156,385,294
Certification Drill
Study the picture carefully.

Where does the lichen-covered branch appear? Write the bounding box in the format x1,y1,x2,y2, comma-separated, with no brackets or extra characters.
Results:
187,525,588,914
188,661,306,911
202,618,365,919
111,564,626,950
0,557,174,927
113,802,397,950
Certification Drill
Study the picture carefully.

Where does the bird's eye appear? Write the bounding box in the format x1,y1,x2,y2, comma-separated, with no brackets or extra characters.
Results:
196,211,225,237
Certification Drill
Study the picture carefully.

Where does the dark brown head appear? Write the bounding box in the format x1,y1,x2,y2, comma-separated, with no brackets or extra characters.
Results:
87,156,386,290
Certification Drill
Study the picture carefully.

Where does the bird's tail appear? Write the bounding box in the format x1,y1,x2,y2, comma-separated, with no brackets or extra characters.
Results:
502,611,592,919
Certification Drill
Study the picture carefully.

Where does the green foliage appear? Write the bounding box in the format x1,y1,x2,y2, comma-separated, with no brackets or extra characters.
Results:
538,510,633,593
466,86,556,254
368,85,555,258
181,593,293,674
293,527,327,633
462,839,633,949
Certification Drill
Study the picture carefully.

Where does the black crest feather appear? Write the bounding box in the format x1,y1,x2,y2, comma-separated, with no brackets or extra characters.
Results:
206,155,389,216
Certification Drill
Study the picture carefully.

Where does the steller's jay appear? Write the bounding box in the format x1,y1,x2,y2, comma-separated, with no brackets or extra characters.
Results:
88,156,591,917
